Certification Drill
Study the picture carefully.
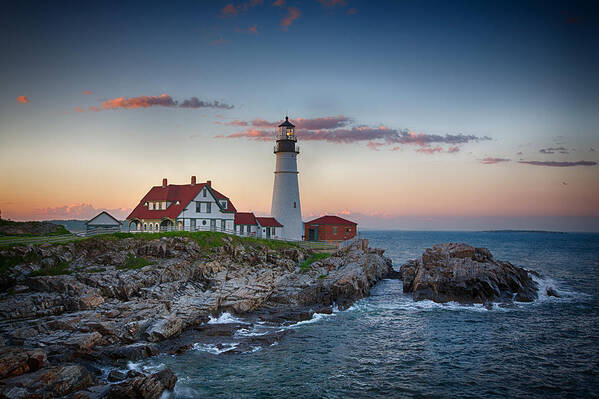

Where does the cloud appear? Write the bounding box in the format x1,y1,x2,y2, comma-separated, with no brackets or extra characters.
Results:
417,146,443,154
81,90,93,95
318,0,347,7
481,157,511,164
217,116,489,153
518,160,597,167
539,146,569,154
590,148,596,152
16,96,29,104
347,7,357,15
32,203,131,220
367,141,385,151
179,97,234,109
209,38,229,46
80,94,233,111
236,24,258,34
221,3,238,16
272,0,285,6
281,7,301,30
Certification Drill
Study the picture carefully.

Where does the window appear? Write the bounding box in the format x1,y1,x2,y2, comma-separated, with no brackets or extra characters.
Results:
221,200,227,208
272,228,276,235
240,225,245,234
206,202,211,213
333,227,338,235
190,219,196,230
196,202,201,213
293,201,296,208
143,223,147,231
202,220,207,225
203,189,207,198
149,202,154,210
221,220,226,231
155,223,159,230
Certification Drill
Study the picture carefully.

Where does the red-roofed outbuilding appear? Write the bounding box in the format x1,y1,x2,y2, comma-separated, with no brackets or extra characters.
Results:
304,215,357,242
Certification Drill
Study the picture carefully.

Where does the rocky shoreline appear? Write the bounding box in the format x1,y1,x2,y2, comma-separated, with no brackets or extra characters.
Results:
0,234,393,398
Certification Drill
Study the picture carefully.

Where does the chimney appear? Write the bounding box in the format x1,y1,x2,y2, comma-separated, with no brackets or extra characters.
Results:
206,180,211,187
191,176,196,185
162,178,167,187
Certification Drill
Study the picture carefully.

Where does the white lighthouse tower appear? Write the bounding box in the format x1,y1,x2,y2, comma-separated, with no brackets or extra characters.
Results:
271,116,303,241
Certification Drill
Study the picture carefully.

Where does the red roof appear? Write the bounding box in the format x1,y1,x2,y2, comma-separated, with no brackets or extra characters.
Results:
305,215,357,226
127,182,236,220
256,217,283,227
235,212,257,225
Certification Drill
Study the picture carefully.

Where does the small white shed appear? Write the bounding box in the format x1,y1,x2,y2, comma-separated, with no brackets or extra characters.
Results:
86,211,122,235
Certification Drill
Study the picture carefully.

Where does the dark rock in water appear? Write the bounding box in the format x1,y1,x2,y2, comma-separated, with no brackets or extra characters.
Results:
107,369,127,382
106,368,177,399
399,243,538,304
546,287,561,298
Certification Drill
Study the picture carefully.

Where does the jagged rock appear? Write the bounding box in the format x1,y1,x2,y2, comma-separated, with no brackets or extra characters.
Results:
399,243,538,304
107,369,127,382
106,368,177,399
0,347,46,378
105,343,159,361
0,364,95,398
144,316,183,342
546,287,561,298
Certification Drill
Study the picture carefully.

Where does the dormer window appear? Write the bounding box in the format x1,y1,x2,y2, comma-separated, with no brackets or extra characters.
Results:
149,202,154,210
202,188,207,198
221,200,227,208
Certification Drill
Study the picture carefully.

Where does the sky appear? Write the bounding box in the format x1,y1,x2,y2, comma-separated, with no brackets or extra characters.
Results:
1,0,598,231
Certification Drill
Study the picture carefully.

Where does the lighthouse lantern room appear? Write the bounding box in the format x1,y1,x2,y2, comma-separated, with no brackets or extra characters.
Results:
271,116,303,240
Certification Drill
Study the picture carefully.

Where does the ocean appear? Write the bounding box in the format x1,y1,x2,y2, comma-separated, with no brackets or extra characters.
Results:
135,231,599,398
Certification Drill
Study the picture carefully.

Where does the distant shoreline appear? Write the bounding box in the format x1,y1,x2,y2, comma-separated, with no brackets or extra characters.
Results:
480,229,567,234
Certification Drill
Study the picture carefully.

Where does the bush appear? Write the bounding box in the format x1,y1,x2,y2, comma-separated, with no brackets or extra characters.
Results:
117,253,154,270
299,253,331,271
30,261,72,276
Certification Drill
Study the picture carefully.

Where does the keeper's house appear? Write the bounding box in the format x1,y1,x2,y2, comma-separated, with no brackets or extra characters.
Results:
234,212,283,239
304,215,357,242
126,176,237,232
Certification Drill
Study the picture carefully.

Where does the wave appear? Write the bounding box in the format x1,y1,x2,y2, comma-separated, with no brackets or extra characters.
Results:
285,312,334,328
207,312,248,325
192,342,239,354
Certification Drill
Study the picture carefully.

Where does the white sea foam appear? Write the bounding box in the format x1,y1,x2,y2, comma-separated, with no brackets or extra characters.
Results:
234,327,269,337
207,312,248,325
244,346,262,354
192,342,239,354
286,312,333,328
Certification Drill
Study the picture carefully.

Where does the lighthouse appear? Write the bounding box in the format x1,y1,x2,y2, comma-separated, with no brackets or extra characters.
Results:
271,116,303,241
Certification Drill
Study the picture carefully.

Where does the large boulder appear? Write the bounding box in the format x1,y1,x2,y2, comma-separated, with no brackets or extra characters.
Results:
106,369,177,399
399,243,538,304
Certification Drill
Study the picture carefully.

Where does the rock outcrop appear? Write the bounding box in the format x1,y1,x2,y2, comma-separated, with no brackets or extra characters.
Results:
399,243,538,304
0,234,392,398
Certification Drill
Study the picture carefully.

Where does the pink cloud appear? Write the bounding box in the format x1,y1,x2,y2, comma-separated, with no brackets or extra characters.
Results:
82,94,233,111
447,146,460,153
221,3,238,16
236,25,258,34
210,38,229,46
416,146,443,154
367,141,384,151
32,203,131,220
281,7,301,30
273,0,285,6
81,90,93,95
318,0,347,7
16,96,29,104
347,7,357,15
481,157,511,164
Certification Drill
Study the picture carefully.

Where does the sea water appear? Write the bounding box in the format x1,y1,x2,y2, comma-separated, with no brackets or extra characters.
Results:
138,231,598,398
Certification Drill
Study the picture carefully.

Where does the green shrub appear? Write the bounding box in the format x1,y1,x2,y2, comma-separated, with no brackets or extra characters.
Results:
117,253,154,270
299,253,331,271
30,261,72,276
